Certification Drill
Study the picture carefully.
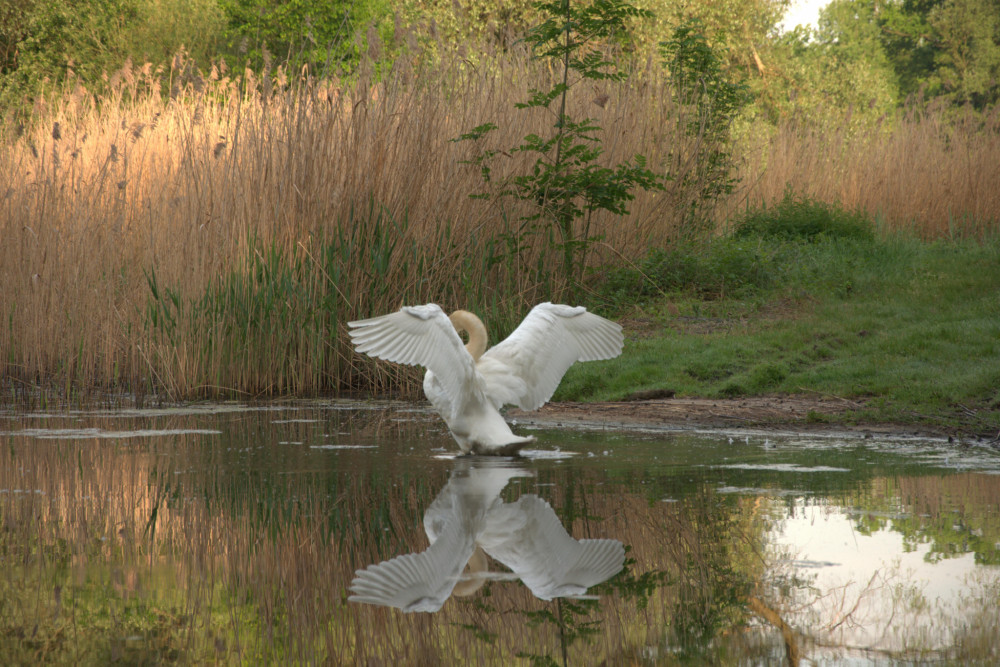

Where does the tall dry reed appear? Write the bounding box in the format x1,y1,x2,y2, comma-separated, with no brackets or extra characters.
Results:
0,51,705,402
730,103,1000,238
2,51,998,403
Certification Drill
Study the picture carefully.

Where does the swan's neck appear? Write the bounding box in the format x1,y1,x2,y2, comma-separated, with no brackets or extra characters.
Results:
452,546,488,597
449,310,488,361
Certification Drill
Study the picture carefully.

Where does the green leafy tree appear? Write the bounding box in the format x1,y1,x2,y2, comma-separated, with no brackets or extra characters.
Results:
661,20,752,223
753,1,898,125
454,0,664,297
878,0,941,98
927,0,1000,106
0,0,32,77
879,0,1000,107
814,0,899,110
0,0,138,94
632,0,788,80
0,0,227,115
217,0,395,75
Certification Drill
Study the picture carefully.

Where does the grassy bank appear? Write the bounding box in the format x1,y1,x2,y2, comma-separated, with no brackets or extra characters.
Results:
559,196,1000,434
1,53,999,407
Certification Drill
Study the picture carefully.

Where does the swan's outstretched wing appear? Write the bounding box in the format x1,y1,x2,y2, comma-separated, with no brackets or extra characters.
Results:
479,495,625,600
347,304,475,408
481,303,624,410
348,521,477,613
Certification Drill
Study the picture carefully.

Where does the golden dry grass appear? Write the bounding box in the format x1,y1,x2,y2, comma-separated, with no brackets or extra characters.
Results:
0,54,699,402
732,104,1000,238
1,53,998,403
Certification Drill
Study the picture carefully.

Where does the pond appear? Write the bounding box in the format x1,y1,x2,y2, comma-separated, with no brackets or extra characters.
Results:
2,401,998,665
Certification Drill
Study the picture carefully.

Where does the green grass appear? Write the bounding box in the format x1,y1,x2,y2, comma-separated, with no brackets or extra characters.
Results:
561,197,1000,433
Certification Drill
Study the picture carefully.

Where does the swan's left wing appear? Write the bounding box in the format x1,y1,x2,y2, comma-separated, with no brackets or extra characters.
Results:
347,304,475,411
481,303,623,410
348,521,477,613
479,495,625,600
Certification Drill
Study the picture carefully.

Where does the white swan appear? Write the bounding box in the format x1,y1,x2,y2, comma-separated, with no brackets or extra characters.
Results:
347,302,624,455
348,459,624,612
348,462,528,612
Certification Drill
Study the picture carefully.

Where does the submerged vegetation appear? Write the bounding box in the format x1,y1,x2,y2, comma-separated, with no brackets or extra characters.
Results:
0,0,998,427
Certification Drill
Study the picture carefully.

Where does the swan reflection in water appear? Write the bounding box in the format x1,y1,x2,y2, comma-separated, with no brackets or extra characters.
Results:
349,458,625,612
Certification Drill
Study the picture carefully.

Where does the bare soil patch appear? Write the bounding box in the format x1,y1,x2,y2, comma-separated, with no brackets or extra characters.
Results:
509,395,950,438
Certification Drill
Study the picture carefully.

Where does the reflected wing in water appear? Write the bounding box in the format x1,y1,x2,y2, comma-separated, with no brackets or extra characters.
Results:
479,495,625,600
348,521,477,613
349,459,530,612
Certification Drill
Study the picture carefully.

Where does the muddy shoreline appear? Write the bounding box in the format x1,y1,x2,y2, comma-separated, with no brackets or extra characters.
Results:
509,396,990,442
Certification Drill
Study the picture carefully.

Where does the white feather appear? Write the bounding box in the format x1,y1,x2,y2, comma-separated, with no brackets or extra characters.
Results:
349,462,530,612
477,495,625,600
348,305,477,422
348,512,476,612
481,302,624,411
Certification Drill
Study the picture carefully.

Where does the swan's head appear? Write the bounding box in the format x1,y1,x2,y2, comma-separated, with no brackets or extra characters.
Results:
449,310,488,361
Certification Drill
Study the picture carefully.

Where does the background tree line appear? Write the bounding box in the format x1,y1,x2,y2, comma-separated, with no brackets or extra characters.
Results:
1,0,997,121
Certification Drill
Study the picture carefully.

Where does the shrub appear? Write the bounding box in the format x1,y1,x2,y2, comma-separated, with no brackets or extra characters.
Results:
596,237,778,307
732,192,875,242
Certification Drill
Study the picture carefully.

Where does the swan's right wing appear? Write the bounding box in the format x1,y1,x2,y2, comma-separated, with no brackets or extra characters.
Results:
480,495,625,600
348,522,477,613
347,304,475,408
481,303,624,411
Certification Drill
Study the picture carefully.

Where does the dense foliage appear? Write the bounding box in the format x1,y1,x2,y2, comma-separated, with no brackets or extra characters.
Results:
2,0,997,121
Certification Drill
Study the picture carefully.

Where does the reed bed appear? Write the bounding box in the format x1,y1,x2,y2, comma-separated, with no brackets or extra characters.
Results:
732,104,1000,239
0,52,705,404
2,49,998,404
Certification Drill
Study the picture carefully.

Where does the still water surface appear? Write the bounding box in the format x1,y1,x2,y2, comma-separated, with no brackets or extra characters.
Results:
2,401,998,665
